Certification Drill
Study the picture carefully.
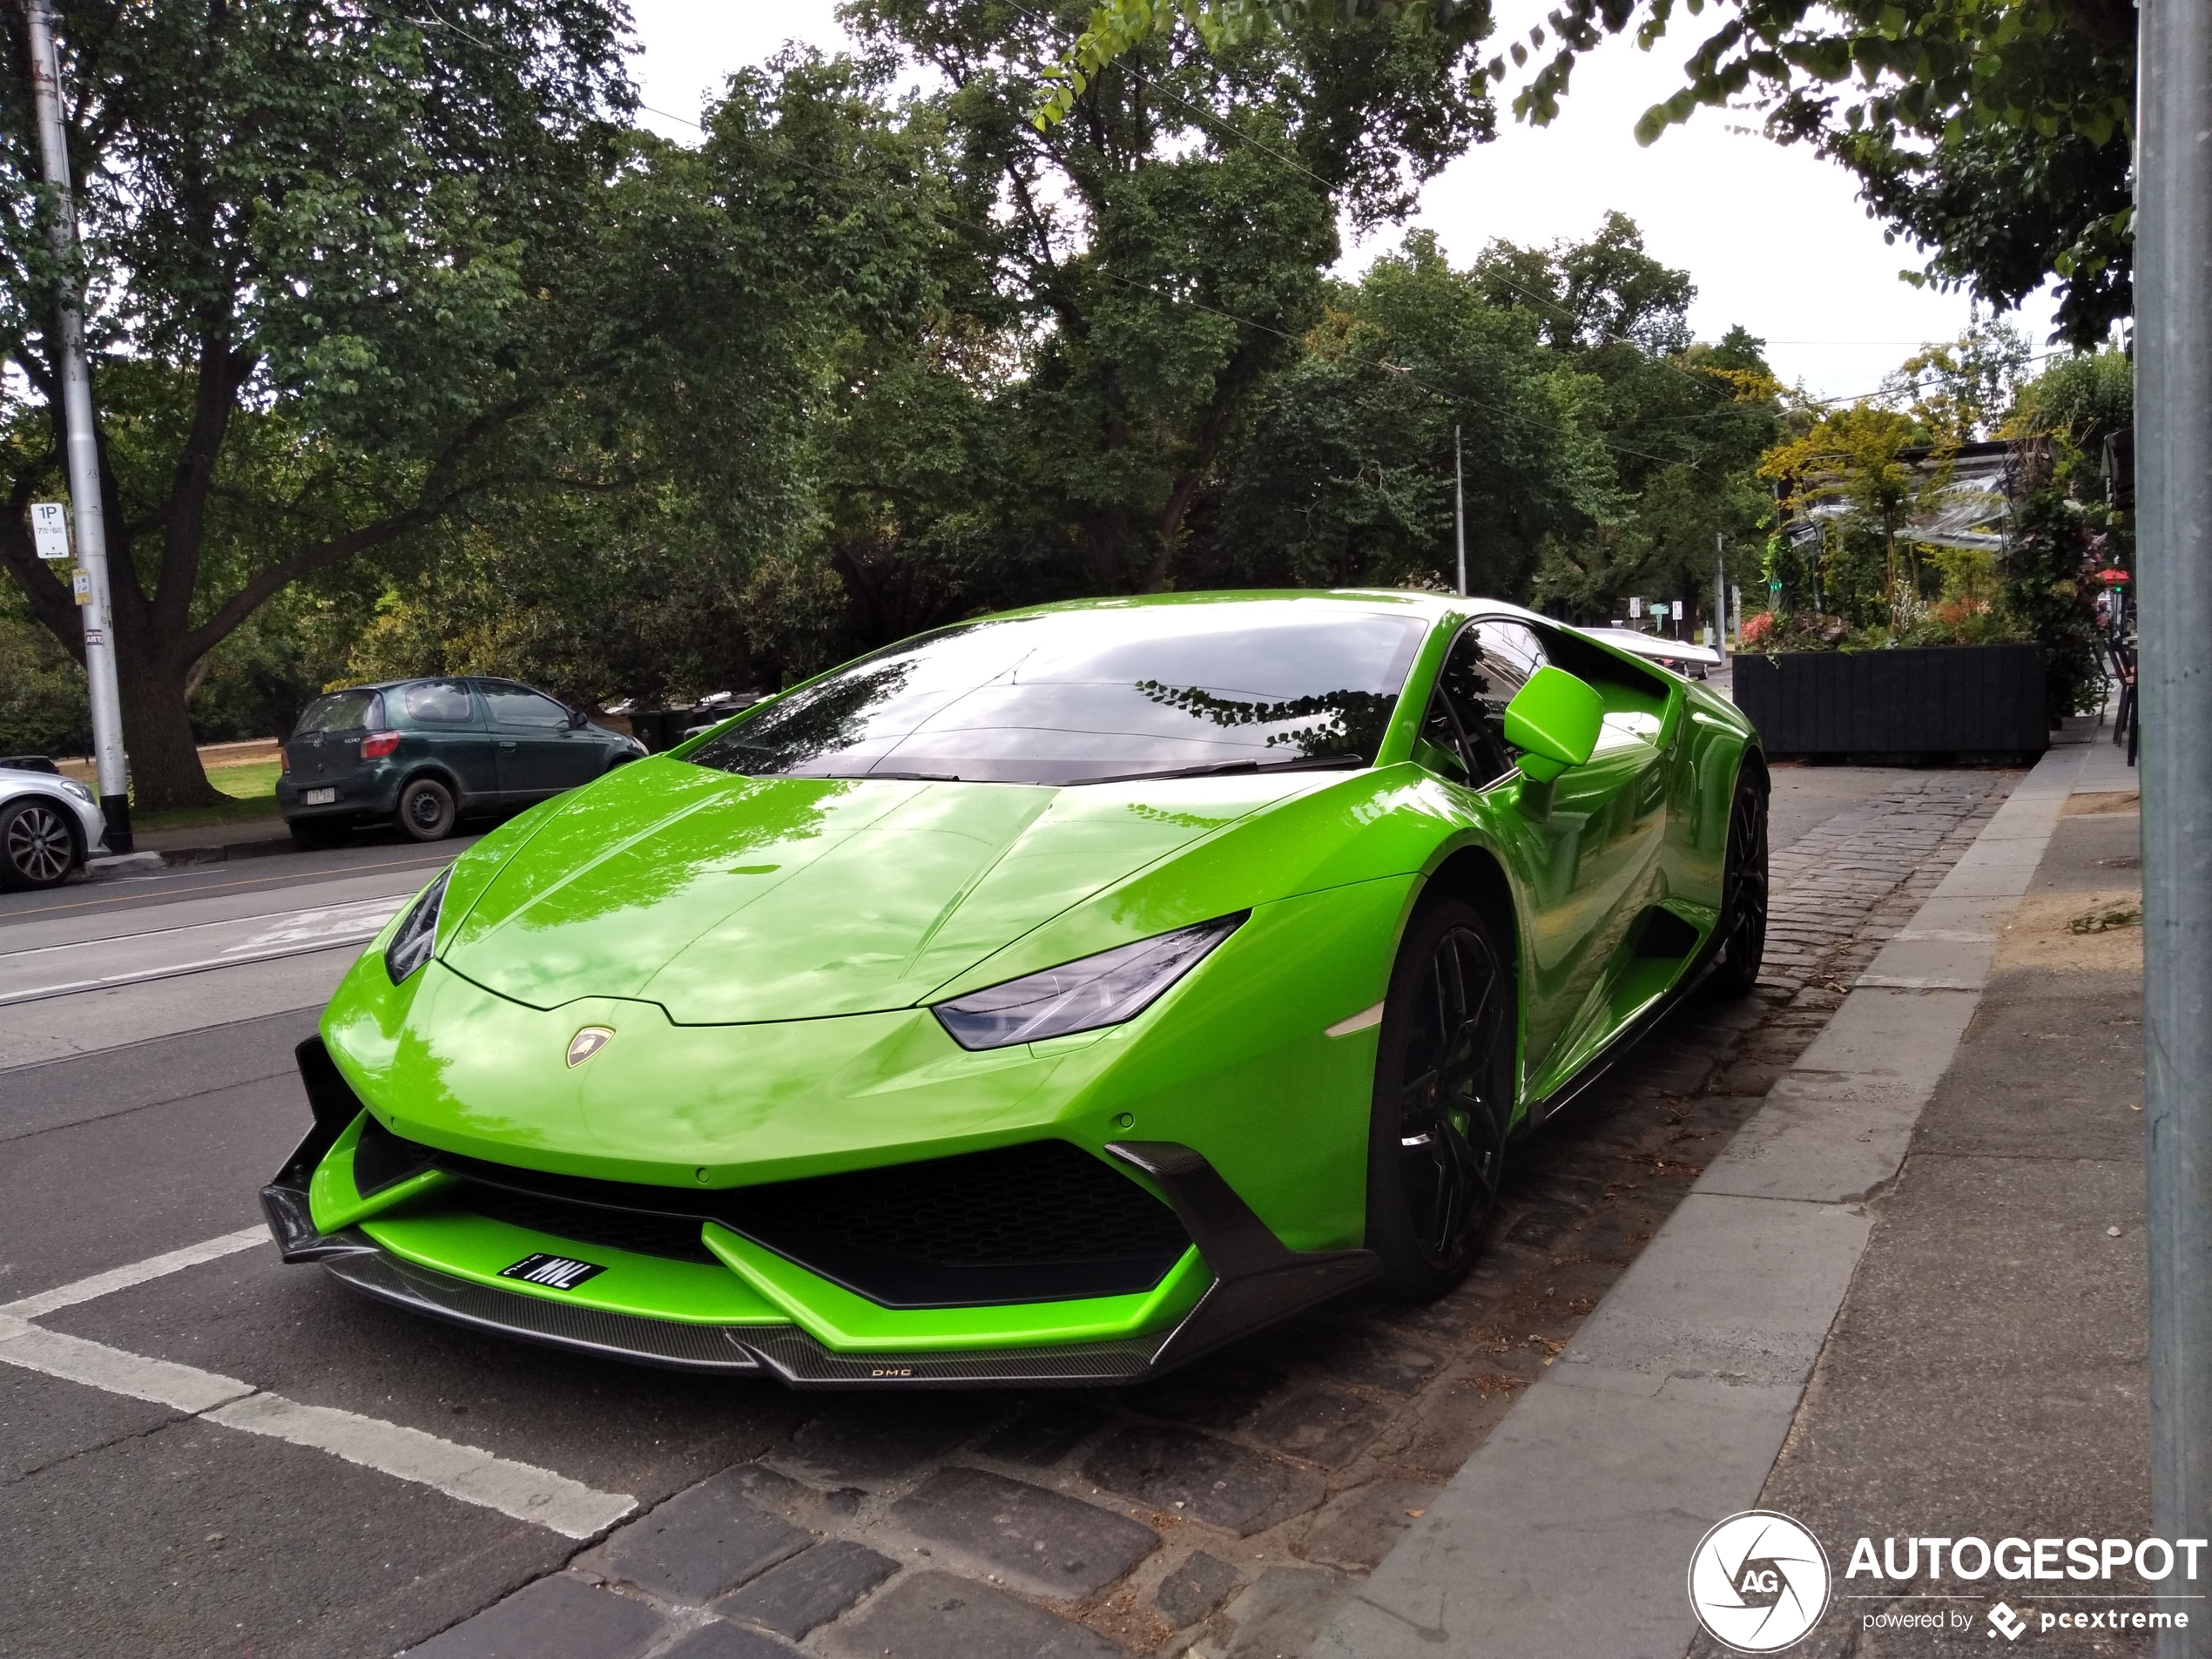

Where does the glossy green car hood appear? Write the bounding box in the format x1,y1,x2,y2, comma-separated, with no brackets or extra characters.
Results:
439,756,1325,1022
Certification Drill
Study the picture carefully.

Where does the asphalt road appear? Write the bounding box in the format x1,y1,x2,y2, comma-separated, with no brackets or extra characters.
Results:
0,765,1992,1658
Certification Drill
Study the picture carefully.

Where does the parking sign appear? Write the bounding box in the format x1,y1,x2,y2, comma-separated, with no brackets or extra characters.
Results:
30,501,70,561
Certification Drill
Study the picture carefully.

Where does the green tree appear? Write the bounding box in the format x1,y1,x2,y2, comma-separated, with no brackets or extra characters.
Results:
834,0,1495,602
1209,230,1613,594
1468,217,1778,623
1047,0,2134,346
0,3,634,808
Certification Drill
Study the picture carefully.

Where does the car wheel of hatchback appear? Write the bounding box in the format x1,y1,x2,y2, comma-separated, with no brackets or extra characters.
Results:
396,776,457,842
1366,897,1516,1300
0,797,79,890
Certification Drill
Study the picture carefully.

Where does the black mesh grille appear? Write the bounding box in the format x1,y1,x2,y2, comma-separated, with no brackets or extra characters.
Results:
452,1183,718,1265
421,1140,1191,1310
739,1140,1188,1268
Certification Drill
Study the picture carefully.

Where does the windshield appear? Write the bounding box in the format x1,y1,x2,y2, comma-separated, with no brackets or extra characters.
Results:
686,604,1427,786
293,690,384,734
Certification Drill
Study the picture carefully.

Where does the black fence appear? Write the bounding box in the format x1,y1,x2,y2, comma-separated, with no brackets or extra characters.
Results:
1732,644,2049,761
621,701,761,754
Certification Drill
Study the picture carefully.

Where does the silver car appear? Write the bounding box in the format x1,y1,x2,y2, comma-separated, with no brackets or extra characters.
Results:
0,760,108,889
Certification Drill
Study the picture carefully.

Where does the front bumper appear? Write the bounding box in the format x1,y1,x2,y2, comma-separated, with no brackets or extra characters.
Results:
261,1040,1379,1389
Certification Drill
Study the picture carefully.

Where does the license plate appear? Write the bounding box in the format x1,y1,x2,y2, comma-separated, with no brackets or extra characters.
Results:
304,787,335,806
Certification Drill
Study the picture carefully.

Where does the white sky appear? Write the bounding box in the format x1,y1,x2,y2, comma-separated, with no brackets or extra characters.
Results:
626,0,2062,402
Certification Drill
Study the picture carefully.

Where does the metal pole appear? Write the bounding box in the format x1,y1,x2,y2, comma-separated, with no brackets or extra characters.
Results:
24,0,130,853
2138,0,2212,1650
1715,533,1728,661
1453,424,1467,598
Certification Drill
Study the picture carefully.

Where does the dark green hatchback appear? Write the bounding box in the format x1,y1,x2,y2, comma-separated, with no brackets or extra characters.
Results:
277,677,645,849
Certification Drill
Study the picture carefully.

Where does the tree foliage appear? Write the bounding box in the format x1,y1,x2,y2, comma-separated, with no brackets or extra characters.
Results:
1044,0,2135,347
0,1,640,806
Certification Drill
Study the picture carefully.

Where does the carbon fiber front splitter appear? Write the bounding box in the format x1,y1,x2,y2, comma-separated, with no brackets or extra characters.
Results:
262,1042,1383,1388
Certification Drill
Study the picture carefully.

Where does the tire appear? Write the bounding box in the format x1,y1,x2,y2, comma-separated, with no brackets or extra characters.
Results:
395,776,458,842
1712,766,1770,997
287,818,352,852
0,797,79,890
1366,898,1517,1300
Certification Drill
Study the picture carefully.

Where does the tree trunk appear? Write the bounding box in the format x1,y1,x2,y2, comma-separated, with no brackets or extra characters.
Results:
112,632,219,813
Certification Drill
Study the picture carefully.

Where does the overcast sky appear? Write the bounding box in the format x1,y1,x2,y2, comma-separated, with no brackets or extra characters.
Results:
625,0,2062,402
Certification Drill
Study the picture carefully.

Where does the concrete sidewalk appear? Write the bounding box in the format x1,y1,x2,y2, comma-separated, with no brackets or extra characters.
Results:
1317,741,2118,1658
1707,745,2152,1656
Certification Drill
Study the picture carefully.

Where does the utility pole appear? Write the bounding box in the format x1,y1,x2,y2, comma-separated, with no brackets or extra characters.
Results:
1714,533,1728,662
1453,425,1467,598
24,0,130,853
2138,2,2212,1651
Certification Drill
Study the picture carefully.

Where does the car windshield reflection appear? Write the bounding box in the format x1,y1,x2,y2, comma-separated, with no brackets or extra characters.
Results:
685,604,1427,786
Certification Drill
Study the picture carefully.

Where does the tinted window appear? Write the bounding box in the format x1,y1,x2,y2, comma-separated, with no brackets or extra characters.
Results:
401,681,476,726
1421,620,1549,786
481,685,570,729
688,604,1427,786
294,690,384,734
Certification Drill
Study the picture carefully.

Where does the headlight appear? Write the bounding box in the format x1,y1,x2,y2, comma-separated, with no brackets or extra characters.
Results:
60,778,96,805
933,913,1247,1050
384,869,451,985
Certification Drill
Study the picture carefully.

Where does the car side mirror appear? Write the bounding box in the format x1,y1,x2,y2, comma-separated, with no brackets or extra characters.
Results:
1502,665,1603,784
567,708,589,729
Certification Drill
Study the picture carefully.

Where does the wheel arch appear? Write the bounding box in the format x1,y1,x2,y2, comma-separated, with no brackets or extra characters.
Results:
397,761,469,808
1417,842,1520,956
1411,839,1533,1120
0,790,87,874
1736,741,1770,799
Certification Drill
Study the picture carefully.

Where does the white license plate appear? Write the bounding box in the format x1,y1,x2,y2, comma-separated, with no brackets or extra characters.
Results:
303,787,336,806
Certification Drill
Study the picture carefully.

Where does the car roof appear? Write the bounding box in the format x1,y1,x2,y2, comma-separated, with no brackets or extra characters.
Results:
945,588,1553,628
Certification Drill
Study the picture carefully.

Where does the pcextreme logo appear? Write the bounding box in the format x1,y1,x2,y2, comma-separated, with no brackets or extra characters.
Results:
1688,1511,1833,1653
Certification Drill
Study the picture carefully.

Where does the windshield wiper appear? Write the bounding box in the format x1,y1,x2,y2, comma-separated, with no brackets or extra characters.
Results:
1069,753,1368,786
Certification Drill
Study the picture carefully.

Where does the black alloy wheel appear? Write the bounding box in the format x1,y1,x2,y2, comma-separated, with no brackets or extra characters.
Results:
1366,898,1517,1299
0,798,78,890
1713,769,1770,997
397,776,458,843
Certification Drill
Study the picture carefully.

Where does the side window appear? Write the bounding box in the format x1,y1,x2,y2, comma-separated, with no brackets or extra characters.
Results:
401,680,476,726
1422,620,1548,786
481,685,570,729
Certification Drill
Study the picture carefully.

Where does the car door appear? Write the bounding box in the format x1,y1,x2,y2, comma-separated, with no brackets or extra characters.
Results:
1418,619,1667,1090
393,679,496,803
478,681,602,799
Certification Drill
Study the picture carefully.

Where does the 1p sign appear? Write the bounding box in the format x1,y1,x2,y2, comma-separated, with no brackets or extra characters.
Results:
30,501,69,561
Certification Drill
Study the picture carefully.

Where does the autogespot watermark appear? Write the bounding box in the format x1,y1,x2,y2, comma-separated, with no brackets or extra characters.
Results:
1689,1516,2209,1650
1689,1512,1833,1652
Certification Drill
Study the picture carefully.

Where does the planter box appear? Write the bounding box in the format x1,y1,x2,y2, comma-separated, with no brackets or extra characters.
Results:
1731,644,2049,760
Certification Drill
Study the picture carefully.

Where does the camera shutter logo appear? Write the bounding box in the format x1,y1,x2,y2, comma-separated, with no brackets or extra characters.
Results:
1687,1510,1832,1652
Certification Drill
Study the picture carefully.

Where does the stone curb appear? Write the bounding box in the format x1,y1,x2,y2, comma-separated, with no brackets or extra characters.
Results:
86,833,294,877
1311,745,2091,1659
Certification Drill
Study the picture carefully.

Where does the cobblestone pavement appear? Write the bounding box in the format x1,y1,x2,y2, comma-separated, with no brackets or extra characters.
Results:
402,765,2020,1659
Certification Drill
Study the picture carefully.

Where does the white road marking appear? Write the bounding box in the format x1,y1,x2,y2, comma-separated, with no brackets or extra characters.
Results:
206,1393,635,1537
1325,1001,1386,1038
0,1317,255,1413
0,1231,637,1539
1,1224,267,1319
0,895,401,1007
